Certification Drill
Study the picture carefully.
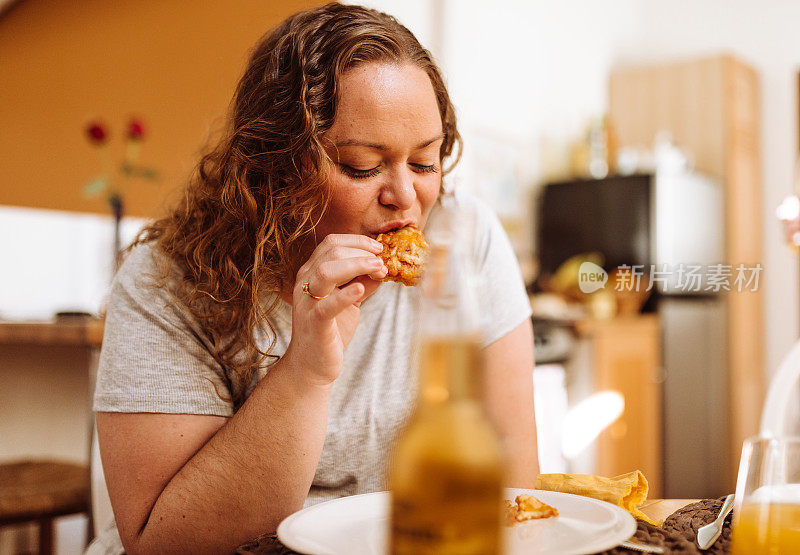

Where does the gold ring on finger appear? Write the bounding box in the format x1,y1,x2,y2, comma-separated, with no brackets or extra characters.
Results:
302,281,329,300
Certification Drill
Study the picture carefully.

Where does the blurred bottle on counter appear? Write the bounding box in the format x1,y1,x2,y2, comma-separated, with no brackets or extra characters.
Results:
569,115,617,179
388,199,505,555
588,116,608,179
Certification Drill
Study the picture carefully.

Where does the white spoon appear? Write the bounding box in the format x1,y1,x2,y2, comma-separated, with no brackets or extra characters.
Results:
696,494,735,550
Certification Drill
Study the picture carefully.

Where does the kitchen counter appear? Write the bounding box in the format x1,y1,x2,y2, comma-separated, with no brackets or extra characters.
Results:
0,319,104,347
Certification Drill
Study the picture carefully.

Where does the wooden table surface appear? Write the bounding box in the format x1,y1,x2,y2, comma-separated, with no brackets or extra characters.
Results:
639,498,698,523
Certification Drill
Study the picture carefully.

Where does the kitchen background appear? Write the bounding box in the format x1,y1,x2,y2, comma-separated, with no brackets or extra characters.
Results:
1,0,799,553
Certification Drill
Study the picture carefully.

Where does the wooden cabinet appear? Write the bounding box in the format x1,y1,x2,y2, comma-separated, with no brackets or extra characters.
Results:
609,55,764,488
575,316,663,498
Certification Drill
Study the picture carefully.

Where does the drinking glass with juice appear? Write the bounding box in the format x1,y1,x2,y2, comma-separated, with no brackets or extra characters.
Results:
731,438,800,553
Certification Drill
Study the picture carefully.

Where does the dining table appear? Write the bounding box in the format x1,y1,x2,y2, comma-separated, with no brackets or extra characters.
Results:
234,497,733,554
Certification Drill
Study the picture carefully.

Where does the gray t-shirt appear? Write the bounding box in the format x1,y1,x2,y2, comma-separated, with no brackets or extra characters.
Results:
90,191,531,553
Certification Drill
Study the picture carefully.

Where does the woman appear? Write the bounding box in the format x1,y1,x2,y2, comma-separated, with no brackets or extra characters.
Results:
91,3,537,553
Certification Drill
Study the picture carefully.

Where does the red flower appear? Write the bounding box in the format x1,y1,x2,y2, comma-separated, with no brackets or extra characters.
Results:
86,121,108,144
127,118,145,140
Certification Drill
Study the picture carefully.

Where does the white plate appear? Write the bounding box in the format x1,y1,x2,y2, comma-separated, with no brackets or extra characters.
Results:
277,488,636,555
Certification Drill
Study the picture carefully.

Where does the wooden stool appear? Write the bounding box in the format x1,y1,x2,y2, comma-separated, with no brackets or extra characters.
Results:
0,460,89,555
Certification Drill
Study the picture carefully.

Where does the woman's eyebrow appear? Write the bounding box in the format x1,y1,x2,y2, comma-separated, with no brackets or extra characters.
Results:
334,133,445,151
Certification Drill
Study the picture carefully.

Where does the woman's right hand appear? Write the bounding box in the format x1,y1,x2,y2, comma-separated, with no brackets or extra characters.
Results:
285,234,387,386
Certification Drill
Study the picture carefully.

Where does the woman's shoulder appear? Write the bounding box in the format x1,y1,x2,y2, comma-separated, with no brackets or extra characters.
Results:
117,241,172,277
115,242,182,289
109,241,188,315
441,188,509,256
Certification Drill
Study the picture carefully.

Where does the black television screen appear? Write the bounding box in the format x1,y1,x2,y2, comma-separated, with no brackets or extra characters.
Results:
536,174,652,278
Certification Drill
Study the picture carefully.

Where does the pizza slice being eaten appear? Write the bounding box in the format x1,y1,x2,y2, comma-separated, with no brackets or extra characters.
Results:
376,225,429,286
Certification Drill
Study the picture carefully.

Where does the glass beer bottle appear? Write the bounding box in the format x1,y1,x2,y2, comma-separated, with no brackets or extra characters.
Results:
388,202,505,555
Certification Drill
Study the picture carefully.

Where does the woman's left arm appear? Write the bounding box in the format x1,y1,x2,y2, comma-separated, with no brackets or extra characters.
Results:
483,318,539,487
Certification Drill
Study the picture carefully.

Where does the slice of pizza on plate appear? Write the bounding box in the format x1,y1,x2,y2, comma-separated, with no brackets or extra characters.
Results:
504,494,559,525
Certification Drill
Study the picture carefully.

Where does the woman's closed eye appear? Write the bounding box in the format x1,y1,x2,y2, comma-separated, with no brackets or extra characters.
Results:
339,162,440,179
340,164,381,179
410,163,439,174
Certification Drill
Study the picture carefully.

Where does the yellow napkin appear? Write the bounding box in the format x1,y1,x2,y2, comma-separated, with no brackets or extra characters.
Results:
536,470,658,525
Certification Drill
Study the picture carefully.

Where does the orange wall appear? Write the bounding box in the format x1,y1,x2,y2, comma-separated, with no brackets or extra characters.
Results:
0,0,323,218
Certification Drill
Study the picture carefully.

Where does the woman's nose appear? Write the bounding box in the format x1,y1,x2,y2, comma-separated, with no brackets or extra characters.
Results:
379,167,416,210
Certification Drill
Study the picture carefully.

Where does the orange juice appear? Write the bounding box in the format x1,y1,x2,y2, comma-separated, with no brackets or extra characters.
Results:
732,503,800,554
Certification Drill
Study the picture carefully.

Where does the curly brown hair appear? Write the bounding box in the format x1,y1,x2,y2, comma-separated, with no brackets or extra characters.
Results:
133,2,462,402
